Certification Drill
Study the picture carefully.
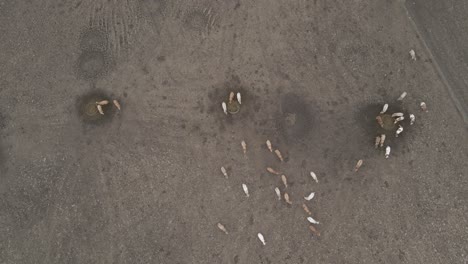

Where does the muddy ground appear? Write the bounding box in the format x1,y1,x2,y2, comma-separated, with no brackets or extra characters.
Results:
0,0,467,263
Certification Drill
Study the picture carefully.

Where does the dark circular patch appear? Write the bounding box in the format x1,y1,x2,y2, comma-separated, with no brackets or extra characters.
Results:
77,91,116,124
380,114,396,131
79,28,108,52
77,50,110,79
358,103,385,136
357,102,414,153
278,93,314,140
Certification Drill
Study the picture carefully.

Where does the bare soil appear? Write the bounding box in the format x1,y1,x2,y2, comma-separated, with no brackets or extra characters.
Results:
0,0,467,263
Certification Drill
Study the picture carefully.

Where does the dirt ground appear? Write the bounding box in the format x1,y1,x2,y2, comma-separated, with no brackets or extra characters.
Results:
0,0,467,263
406,0,468,124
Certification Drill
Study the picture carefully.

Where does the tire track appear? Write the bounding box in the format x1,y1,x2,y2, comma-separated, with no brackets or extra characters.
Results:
87,0,141,56
59,0,143,57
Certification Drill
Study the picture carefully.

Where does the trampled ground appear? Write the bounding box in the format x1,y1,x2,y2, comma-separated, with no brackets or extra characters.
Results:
0,1,467,263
